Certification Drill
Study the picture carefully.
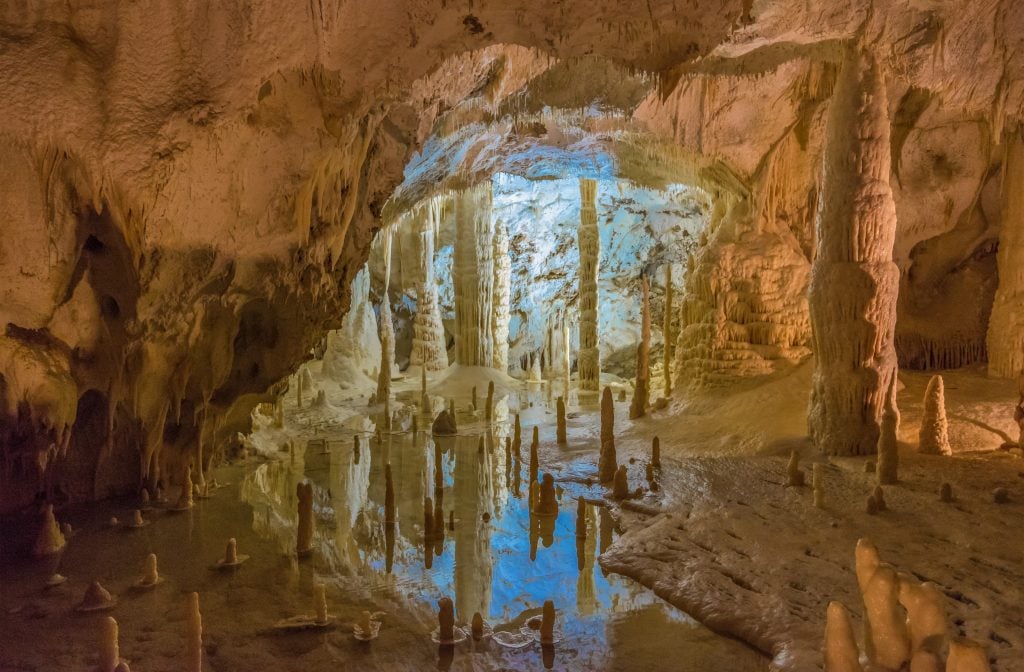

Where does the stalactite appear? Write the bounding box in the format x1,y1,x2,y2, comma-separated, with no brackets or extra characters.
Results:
808,44,900,457
491,212,511,372
454,183,496,367
577,178,601,392
410,198,449,371
987,126,1024,379
662,265,673,398
630,275,651,419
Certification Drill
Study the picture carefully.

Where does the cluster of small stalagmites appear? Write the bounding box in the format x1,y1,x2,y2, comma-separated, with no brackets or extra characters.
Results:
918,374,951,456
824,538,991,672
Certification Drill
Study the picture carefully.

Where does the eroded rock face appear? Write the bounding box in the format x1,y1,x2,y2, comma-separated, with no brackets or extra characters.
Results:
2,1,1023,510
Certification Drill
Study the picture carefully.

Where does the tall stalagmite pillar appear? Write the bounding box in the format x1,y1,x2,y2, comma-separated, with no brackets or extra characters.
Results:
411,198,449,371
630,276,651,419
491,214,511,372
662,265,673,398
808,44,900,456
987,127,1024,378
577,178,601,392
377,227,396,402
454,183,496,367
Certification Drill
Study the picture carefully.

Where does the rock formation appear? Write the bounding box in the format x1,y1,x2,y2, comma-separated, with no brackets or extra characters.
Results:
296,481,315,555
987,129,1024,379
32,503,65,558
630,275,651,419
808,45,900,456
437,597,455,643
410,199,449,371
540,600,556,645
599,387,617,482
376,298,394,404
530,426,540,485
823,602,863,672
99,616,121,672
186,592,203,672
556,397,567,444
577,178,601,392
877,377,900,484
662,265,674,398
454,183,496,367
492,214,511,372
918,375,951,455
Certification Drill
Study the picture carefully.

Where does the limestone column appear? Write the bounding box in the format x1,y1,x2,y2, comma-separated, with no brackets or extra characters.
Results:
808,45,900,456
491,214,511,372
630,276,651,419
987,127,1024,378
410,198,449,371
454,183,495,367
662,265,673,398
377,227,396,402
577,178,601,391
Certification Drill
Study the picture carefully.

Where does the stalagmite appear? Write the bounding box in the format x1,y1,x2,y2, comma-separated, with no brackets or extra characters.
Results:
437,597,455,642
376,299,394,404
824,602,863,672
186,592,203,672
177,466,194,510
410,198,449,371
918,375,951,455
137,552,160,588
808,44,900,456
485,381,494,421
540,600,556,644
384,463,395,524
599,387,616,482
787,451,805,486
877,376,900,484
897,577,947,658
873,485,887,511
612,465,629,499
663,265,674,398
813,463,825,508
314,583,328,625
296,481,314,555
645,462,658,491
77,581,116,612
630,275,651,419
492,213,511,372
432,409,457,436
513,413,522,458
939,482,954,502
563,320,572,399
577,178,601,392
855,539,911,670
651,436,661,469
556,397,567,444
454,183,496,367
987,128,1024,379
946,638,992,672
530,426,540,485
471,612,484,640
32,503,65,557
99,616,121,672
471,386,477,410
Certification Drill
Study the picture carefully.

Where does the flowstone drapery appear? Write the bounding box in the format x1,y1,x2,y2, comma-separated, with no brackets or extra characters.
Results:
808,45,900,457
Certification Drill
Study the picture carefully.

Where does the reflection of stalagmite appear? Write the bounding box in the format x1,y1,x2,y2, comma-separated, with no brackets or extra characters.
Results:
492,214,511,371
663,265,674,398
808,45,900,456
577,178,601,391
296,481,314,555
540,600,556,644
630,275,651,419
918,375,951,455
384,464,396,523
598,387,616,482
556,397,567,444
530,426,540,485
437,597,455,642
186,592,203,672
454,183,496,367
536,473,558,515
411,199,449,371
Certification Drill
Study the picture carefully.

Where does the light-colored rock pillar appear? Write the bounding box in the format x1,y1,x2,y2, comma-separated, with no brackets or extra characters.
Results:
630,275,651,419
376,299,394,403
491,214,511,372
987,127,1024,379
577,178,601,392
454,183,495,367
411,198,449,371
663,265,673,398
563,319,572,399
808,45,900,456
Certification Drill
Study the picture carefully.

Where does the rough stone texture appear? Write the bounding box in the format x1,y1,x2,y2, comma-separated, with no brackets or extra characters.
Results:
808,45,900,457
987,128,1024,379
577,178,601,391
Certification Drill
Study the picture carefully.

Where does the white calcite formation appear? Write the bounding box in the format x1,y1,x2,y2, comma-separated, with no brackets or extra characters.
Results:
376,298,395,404
322,266,382,388
808,45,900,457
408,199,448,371
577,178,601,392
454,183,496,368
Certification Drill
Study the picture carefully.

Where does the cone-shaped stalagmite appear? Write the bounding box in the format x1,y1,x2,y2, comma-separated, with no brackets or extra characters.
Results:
32,503,65,558
612,465,629,499
651,436,661,469
663,265,674,398
808,44,900,456
186,592,203,672
918,374,951,455
99,616,120,672
556,397,567,444
630,275,651,419
578,178,601,391
599,387,616,482
824,602,864,672
877,376,900,484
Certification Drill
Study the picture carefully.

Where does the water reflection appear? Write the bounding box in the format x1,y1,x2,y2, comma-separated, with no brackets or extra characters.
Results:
239,402,765,671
